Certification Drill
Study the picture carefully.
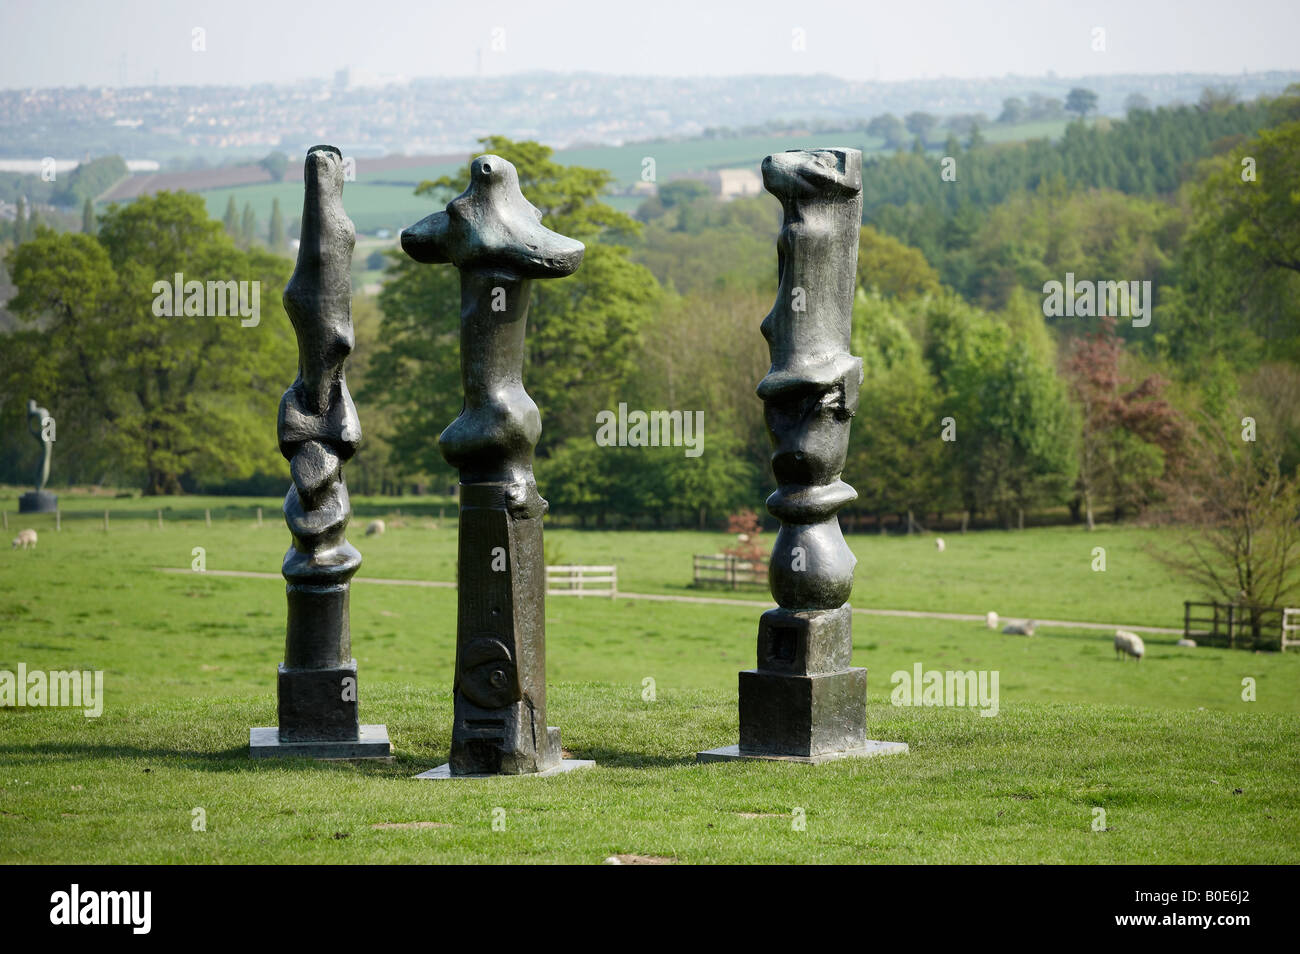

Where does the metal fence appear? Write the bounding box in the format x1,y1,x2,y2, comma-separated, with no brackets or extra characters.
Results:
1183,601,1293,651
692,554,766,591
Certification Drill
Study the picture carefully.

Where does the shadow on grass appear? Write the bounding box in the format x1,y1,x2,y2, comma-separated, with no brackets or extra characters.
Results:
0,740,418,776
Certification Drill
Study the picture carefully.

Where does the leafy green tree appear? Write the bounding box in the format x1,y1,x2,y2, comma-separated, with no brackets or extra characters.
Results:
905,111,939,144
223,196,238,237
1,191,296,493
867,113,907,149
258,151,290,182
363,137,664,487
856,226,941,300
268,197,285,251
1065,88,1098,118
997,98,1027,124
240,202,257,248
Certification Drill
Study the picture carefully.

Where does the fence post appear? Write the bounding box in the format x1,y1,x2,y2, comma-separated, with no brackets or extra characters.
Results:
2,510,7,531
56,509,61,532
257,506,263,527
103,510,109,532
205,508,211,528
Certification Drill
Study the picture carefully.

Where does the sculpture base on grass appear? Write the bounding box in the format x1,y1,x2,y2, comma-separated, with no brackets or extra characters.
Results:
415,725,594,778
249,724,392,760
19,491,57,513
697,740,908,765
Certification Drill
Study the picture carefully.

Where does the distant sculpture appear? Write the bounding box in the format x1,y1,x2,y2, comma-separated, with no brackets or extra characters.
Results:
700,148,905,764
402,154,592,777
250,145,389,759
18,398,57,513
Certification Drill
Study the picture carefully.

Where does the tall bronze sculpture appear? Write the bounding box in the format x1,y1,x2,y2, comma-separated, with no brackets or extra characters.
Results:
403,154,593,778
19,399,57,513
699,148,906,764
250,145,390,759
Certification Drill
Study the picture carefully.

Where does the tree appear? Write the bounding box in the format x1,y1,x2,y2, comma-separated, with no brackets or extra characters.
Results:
1,191,296,493
1153,413,1300,643
905,111,939,144
998,97,1027,124
1063,318,1183,528
258,151,290,182
363,136,664,484
222,196,238,237
267,197,285,251
81,198,95,234
240,202,257,248
867,113,907,149
856,226,940,300
1124,93,1151,113
14,196,27,243
1065,88,1098,118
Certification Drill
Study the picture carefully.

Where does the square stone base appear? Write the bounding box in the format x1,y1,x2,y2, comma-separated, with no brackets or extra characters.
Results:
414,759,595,780
739,666,868,757
696,740,908,765
19,491,57,514
249,724,391,760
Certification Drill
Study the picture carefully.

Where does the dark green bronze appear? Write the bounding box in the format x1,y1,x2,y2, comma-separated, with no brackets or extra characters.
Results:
251,144,389,759
402,154,583,775
19,399,57,513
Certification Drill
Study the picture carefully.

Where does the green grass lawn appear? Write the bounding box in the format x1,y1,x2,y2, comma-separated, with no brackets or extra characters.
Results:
2,493,1297,863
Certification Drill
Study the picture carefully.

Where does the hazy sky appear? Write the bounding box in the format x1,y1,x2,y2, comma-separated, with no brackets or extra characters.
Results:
1,0,1296,89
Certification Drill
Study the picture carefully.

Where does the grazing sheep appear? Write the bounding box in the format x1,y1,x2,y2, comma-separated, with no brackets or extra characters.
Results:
1176,638,1197,648
935,537,945,552
1115,630,1145,661
11,528,37,550
986,611,999,630
365,519,386,537
1002,619,1037,636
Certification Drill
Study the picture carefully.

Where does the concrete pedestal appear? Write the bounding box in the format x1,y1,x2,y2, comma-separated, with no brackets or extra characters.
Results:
19,491,57,513
249,724,392,759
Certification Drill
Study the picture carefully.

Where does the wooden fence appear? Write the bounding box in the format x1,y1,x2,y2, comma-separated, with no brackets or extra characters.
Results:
692,554,766,591
1183,601,1293,651
546,564,617,598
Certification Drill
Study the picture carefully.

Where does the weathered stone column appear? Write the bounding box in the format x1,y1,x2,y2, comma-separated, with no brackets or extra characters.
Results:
699,148,906,764
402,154,593,778
250,144,390,759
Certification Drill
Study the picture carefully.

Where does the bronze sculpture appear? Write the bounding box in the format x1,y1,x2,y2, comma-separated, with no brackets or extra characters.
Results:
19,398,57,513
699,148,906,764
402,154,592,777
250,145,390,759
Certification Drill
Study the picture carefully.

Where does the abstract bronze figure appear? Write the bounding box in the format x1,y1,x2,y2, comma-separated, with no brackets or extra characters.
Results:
699,148,906,764
19,399,57,513
402,154,592,777
250,145,390,759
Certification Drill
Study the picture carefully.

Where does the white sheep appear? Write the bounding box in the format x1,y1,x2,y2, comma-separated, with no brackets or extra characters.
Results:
1002,619,1037,636
986,611,999,630
1115,630,1145,661
935,537,945,552
11,528,37,549
365,519,386,537
1176,638,1196,648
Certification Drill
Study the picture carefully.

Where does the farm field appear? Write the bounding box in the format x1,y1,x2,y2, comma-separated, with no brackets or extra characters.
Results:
169,119,1072,237
2,493,1297,863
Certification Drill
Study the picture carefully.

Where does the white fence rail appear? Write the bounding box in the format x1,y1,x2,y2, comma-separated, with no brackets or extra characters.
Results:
546,564,617,598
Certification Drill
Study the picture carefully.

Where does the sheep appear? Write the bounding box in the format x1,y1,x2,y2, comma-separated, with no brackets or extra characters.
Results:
935,537,945,552
1176,638,1197,648
365,519,386,537
11,528,37,549
1115,630,1145,661
1002,619,1037,636
986,611,999,630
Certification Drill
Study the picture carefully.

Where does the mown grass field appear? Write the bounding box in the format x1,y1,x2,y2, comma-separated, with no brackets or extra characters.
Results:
2,492,1297,863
